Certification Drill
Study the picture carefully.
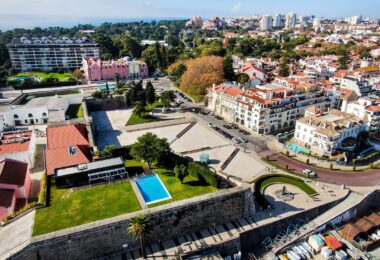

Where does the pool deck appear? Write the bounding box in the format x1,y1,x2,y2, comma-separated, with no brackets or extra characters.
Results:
129,179,147,209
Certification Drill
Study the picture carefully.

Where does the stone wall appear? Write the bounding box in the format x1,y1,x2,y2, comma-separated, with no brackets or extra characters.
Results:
85,96,127,112
240,196,346,258
11,186,252,260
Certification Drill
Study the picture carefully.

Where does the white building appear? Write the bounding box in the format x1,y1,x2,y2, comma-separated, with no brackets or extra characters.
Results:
260,15,273,31
342,96,380,133
340,76,376,97
0,94,83,132
208,81,335,135
285,12,297,29
207,84,243,123
295,108,367,156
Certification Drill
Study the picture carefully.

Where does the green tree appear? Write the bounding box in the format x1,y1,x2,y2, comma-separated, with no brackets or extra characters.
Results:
160,90,175,106
223,55,236,82
130,132,171,169
114,72,121,88
278,57,290,77
145,81,155,107
174,164,188,183
119,33,143,58
128,214,149,258
154,41,162,70
132,102,145,118
237,73,249,85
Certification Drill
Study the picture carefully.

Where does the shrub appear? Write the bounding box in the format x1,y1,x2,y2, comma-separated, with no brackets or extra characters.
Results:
174,164,188,183
306,158,309,165
188,162,218,187
38,172,47,205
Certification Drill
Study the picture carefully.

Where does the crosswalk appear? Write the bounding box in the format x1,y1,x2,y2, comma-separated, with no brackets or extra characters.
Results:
116,217,258,260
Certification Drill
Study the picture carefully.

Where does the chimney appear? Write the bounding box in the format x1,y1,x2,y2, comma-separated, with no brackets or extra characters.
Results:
212,83,216,91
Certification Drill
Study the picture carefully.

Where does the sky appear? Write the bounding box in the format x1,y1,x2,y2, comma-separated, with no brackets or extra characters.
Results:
1,0,380,30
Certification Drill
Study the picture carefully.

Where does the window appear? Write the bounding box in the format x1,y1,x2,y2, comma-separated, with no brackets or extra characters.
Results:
42,112,47,117
14,114,19,119
28,113,33,118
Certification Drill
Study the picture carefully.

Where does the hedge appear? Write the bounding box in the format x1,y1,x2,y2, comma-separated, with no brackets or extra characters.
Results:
38,172,47,205
188,162,218,187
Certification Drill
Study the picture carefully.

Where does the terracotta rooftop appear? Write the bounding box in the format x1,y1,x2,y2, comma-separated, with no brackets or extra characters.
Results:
0,131,32,156
46,125,91,176
0,158,28,186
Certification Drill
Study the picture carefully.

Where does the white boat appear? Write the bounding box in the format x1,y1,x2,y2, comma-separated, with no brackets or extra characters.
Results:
297,245,311,259
302,242,314,255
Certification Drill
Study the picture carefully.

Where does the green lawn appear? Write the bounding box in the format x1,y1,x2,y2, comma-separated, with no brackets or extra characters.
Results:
253,174,317,209
126,100,166,125
9,72,75,82
125,160,218,208
65,104,84,119
148,169,218,208
33,181,141,236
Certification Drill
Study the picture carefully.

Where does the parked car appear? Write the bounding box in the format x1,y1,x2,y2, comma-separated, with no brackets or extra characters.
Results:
303,169,317,178
239,137,248,143
232,137,241,144
208,123,215,128
223,124,232,129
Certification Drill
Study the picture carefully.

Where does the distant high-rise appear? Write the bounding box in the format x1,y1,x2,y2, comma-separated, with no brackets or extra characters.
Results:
285,12,297,29
349,15,362,25
273,14,283,28
313,17,322,28
7,36,99,71
260,15,273,31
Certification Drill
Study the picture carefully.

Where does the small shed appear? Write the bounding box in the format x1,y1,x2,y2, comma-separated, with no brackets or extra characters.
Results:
200,153,209,164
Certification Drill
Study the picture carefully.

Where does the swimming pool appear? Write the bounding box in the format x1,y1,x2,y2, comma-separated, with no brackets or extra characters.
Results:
135,174,171,204
98,84,115,90
13,76,29,81
287,143,309,153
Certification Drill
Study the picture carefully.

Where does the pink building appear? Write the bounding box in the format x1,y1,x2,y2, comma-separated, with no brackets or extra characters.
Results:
82,57,149,82
0,158,31,220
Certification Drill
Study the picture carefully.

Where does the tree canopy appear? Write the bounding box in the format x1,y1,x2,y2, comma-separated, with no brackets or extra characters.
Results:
130,132,171,169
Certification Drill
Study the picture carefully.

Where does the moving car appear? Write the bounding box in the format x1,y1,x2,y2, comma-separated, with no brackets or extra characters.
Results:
303,169,317,178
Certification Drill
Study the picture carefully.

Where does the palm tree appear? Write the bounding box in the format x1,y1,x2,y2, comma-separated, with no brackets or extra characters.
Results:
133,102,145,118
128,214,149,258
114,72,121,88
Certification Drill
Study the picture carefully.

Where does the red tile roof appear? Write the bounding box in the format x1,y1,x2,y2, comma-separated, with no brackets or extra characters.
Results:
0,189,15,208
47,125,89,150
0,131,32,156
0,158,28,186
46,125,91,176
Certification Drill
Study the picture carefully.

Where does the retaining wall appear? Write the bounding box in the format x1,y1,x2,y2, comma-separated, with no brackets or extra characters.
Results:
10,186,253,260
85,96,127,112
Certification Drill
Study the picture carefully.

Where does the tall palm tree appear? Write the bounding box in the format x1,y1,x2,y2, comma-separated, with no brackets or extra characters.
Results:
114,72,121,88
133,102,145,118
128,214,149,258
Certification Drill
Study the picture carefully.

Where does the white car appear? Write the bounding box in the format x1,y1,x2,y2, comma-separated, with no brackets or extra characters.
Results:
208,123,215,128
303,169,317,178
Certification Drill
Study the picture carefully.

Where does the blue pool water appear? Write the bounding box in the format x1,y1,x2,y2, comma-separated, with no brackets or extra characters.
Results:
98,84,115,90
135,174,171,204
13,76,29,81
287,143,309,153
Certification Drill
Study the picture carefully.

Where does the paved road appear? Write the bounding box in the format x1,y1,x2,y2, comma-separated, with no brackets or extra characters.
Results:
271,153,380,187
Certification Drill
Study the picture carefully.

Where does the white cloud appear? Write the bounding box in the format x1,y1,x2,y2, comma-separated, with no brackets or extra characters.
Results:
232,2,242,13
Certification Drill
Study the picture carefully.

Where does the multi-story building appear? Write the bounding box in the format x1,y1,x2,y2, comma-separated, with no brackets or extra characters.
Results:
207,84,244,122
285,12,297,29
294,109,367,156
342,96,380,133
7,36,99,71
273,14,283,28
340,75,376,97
260,15,273,31
82,57,148,82
208,82,335,135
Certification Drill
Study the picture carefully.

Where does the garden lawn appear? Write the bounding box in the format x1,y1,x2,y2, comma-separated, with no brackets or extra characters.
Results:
9,72,75,82
127,100,165,125
65,104,84,119
147,168,218,208
33,181,141,236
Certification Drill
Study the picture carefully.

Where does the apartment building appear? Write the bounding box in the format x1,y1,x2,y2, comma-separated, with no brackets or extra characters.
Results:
207,84,244,122
7,36,99,71
342,96,380,133
340,75,376,97
285,12,297,29
208,81,335,135
260,15,273,31
295,109,367,156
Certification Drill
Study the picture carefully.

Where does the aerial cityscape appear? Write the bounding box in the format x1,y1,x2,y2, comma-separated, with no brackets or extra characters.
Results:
1,1,380,259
